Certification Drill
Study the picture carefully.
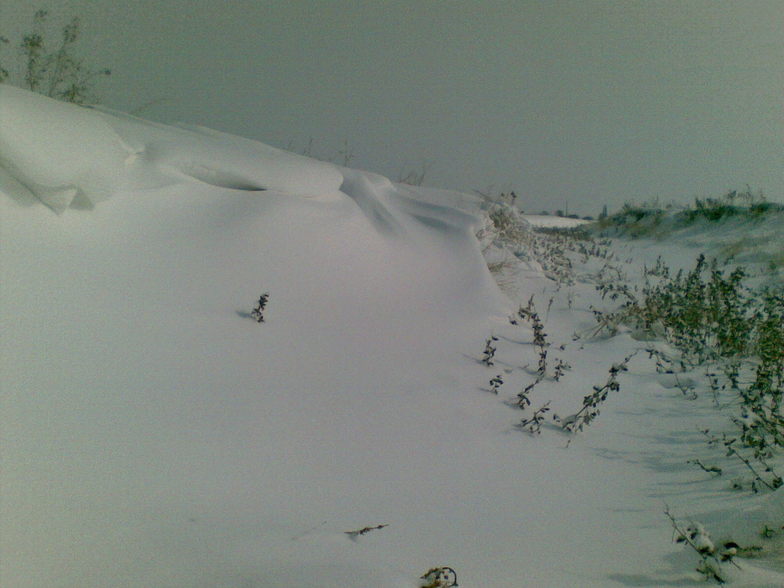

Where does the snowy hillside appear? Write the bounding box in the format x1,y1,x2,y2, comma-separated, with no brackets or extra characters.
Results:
2,86,782,587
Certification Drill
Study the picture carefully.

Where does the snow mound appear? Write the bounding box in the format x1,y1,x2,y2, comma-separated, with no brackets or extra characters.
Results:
0,85,488,254
0,85,336,211
1,86,513,588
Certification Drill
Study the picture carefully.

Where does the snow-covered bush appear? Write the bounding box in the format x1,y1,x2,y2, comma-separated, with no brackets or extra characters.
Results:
590,251,784,493
593,255,781,366
419,567,458,588
665,506,757,584
475,196,532,279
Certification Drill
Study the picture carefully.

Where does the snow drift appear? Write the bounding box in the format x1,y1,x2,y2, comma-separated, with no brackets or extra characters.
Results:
4,86,782,587
0,86,512,587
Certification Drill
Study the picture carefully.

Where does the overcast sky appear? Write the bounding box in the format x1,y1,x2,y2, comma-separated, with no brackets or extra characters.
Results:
3,1,782,214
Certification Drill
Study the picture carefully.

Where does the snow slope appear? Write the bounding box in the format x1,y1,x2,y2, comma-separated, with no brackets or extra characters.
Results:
593,208,784,288
2,86,782,587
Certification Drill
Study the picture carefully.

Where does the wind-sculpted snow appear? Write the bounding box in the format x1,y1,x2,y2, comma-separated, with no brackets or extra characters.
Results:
0,86,344,212
0,85,483,247
0,85,146,212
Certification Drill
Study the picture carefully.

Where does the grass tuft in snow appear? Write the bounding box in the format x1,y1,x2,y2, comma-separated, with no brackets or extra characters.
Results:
480,335,499,366
250,292,270,323
553,351,638,434
517,401,551,435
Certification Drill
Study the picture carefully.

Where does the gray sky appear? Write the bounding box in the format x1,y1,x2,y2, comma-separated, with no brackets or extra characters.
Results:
3,0,782,215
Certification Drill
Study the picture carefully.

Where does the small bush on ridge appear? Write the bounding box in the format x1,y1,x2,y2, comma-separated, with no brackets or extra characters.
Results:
1,8,110,104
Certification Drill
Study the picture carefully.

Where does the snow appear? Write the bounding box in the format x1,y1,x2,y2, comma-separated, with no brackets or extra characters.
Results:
2,86,783,587
0,85,344,212
594,210,784,287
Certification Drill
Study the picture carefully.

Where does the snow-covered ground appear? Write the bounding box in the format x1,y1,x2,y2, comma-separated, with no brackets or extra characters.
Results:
520,214,591,229
2,85,782,587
